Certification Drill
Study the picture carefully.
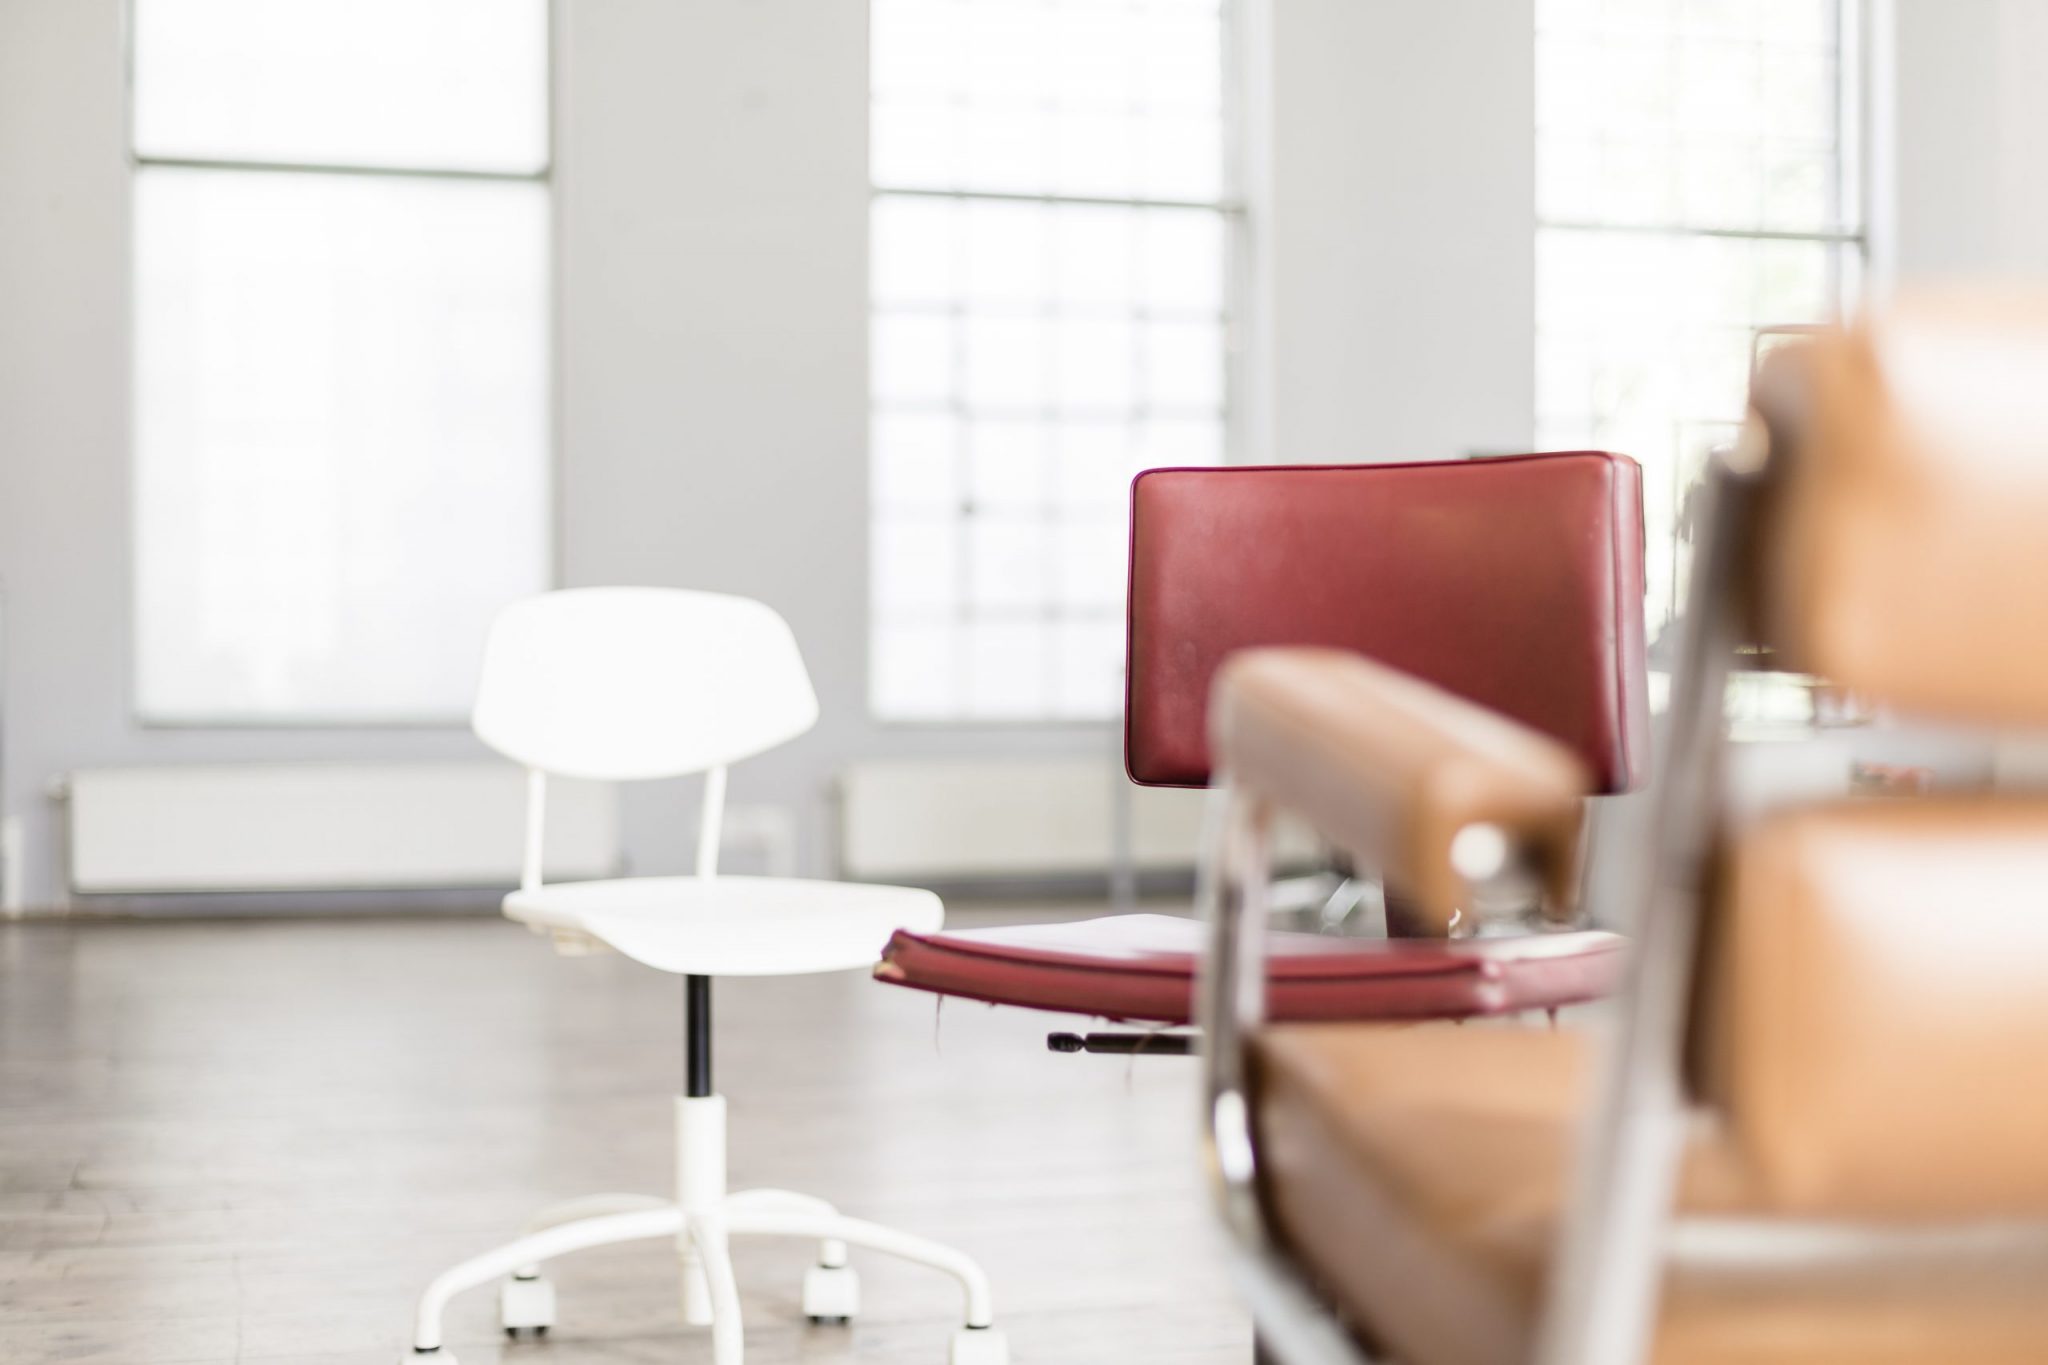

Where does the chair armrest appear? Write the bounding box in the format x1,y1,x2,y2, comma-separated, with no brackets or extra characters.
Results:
1210,648,1592,934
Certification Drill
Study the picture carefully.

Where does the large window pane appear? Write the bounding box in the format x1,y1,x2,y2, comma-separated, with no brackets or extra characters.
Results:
870,0,1223,201
134,170,550,721
869,0,1232,730
1535,0,1859,640
132,0,549,173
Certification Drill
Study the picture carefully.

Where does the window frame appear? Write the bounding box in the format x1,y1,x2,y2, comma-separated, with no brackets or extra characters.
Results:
122,0,560,729
865,0,1249,729
1535,0,1873,635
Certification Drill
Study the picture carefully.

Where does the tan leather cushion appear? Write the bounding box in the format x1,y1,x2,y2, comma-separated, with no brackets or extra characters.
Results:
1255,1025,2048,1365
1753,293,2048,725
1702,799,2048,1218
1211,649,1590,933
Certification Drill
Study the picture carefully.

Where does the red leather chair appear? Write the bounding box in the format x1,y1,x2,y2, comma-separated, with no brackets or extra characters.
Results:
875,451,1649,1041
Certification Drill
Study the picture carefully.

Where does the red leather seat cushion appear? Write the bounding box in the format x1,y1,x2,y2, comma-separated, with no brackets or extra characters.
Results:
1124,452,1649,793
875,915,1624,1025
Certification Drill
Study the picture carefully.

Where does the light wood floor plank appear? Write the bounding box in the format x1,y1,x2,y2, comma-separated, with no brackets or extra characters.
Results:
0,908,1248,1363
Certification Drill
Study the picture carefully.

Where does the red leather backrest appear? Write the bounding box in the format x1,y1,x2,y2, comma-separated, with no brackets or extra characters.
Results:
1123,452,1649,793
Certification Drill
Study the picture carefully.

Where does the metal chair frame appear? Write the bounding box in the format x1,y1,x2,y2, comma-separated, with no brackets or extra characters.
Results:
1195,449,1760,1365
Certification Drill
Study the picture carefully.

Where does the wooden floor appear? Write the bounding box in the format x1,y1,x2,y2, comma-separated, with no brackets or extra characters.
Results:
0,907,1248,1364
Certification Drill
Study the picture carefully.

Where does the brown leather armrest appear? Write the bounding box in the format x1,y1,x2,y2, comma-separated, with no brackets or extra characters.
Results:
1210,648,1592,934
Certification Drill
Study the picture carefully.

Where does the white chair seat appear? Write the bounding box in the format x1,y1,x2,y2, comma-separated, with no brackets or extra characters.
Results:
505,875,943,976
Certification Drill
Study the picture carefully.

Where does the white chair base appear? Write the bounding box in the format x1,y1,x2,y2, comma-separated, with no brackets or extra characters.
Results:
401,1094,1004,1365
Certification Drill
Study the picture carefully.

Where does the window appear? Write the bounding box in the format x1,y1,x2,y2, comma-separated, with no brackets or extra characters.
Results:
868,0,1234,721
1536,0,1863,643
131,0,551,723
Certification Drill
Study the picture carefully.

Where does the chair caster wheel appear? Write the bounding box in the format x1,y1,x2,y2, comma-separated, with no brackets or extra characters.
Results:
802,1262,860,1322
499,1273,556,1336
950,1324,1008,1365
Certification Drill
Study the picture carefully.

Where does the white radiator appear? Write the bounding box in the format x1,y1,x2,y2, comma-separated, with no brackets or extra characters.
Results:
838,757,1319,883
65,762,619,896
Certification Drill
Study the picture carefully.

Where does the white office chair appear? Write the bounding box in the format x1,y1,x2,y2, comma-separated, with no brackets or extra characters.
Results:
401,587,1005,1365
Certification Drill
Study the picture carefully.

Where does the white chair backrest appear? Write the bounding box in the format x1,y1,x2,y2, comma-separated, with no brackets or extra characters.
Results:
473,587,820,782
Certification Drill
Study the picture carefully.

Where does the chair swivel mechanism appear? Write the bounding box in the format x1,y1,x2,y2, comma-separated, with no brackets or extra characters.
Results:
1203,295,2048,1365
877,450,1652,1043
399,588,1005,1365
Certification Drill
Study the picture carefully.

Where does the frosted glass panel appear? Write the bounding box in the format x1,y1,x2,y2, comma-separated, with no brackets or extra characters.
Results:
873,315,955,404
872,516,959,615
134,170,550,721
1055,209,1138,308
1146,321,1225,409
871,621,958,718
963,317,1050,409
871,197,959,306
1054,320,1137,411
1138,416,1223,469
1054,619,1126,717
963,201,1053,305
1053,422,1134,512
1142,211,1226,313
132,0,549,173
964,621,1049,718
872,413,960,512
967,421,1046,512
1054,520,1127,611
870,0,1230,720
871,0,1223,199
969,517,1049,610
1536,5,1850,235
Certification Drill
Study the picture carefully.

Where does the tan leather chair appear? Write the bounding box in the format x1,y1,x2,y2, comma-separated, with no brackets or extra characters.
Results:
1196,293,2048,1365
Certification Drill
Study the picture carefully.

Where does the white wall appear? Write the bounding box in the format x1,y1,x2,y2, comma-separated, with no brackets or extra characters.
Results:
553,0,871,876
1246,0,1535,465
1890,0,2048,278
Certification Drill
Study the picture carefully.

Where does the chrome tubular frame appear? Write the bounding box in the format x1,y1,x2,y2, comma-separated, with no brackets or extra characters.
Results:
1532,450,1757,1365
1197,783,1377,1365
